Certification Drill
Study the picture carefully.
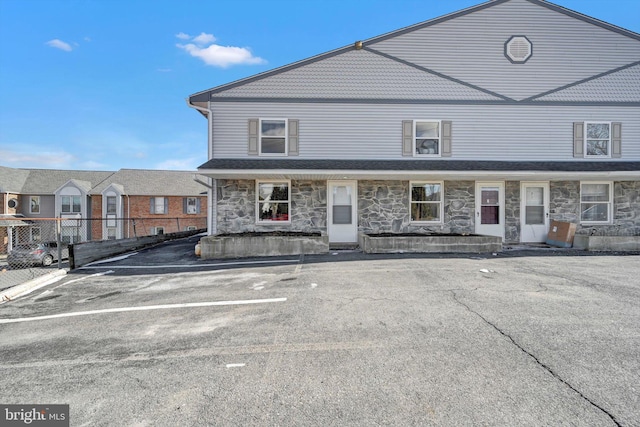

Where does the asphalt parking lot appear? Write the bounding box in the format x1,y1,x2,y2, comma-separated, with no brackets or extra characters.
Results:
0,236,638,426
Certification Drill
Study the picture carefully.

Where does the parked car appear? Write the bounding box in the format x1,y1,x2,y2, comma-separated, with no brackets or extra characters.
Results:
7,242,69,268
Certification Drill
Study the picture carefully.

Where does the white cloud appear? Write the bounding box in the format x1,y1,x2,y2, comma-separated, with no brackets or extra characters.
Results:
0,147,76,168
46,39,73,52
155,157,200,170
192,32,216,45
176,32,265,68
177,42,265,68
80,160,108,169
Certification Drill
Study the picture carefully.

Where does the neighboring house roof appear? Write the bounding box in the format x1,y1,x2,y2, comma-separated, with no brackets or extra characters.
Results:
189,0,640,105
0,166,207,196
20,169,114,195
0,166,30,193
0,214,33,227
89,169,207,196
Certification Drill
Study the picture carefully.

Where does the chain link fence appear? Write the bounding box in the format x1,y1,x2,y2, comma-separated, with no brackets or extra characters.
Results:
1,216,207,293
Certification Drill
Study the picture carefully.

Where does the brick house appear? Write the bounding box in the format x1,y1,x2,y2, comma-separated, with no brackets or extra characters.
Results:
0,166,208,252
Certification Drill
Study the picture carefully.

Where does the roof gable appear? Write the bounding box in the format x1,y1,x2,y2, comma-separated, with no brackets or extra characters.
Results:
209,49,504,102
368,0,640,101
191,0,640,105
531,62,640,102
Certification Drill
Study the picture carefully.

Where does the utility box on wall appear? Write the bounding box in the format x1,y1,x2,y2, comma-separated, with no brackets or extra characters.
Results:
546,220,577,248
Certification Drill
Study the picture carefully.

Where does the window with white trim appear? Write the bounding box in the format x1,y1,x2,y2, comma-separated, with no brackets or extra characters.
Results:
61,196,81,213
580,182,612,223
107,228,117,240
30,226,41,242
410,182,443,223
185,197,198,214
106,196,117,214
151,197,168,214
154,226,165,235
30,196,40,214
414,120,441,156
257,181,290,223
585,122,611,157
260,119,287,155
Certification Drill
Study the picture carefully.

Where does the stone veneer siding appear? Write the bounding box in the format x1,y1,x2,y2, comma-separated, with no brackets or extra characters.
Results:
358,180,475,235
216,179,326,234
550,180,640,237
215,179,640,238
504,181,520,243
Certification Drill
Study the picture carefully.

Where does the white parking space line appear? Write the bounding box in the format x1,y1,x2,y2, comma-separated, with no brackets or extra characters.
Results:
79,259,300,270
0,297,287,324
54,270,114,289
226,363,246,368
84,253,138,266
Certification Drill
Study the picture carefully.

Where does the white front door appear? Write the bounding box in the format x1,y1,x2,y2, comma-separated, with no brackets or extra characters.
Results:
327,180,358,244
520,182,549,242
475,182,505,240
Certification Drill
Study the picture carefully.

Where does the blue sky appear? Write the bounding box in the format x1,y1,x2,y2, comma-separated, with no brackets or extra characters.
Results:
1,0,638,172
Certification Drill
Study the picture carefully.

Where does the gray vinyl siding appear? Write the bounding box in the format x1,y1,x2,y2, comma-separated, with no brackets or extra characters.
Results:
369,0,640,101
210,102,640,161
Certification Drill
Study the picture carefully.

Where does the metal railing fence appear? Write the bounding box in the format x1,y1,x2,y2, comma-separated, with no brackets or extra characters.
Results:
1,216,207,293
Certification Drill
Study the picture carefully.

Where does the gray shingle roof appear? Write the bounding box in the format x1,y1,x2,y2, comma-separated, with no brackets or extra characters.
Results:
0,166,30,193
198,158,640,172
1,166,208,196
15,169,114,195
89,169,207,196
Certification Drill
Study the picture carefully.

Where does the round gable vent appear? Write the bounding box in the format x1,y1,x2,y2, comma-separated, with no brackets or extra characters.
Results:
7,198,18,209
505,36,532,64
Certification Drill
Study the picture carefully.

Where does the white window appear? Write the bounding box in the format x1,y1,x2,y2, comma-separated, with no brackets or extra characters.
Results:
151,197,167,214
260,119,287,155
185,225,197,231
257,181,290,223
414,120,441,156
585,122,611,157
107,228,117,240
580,182,612,224
106,196,117,214
61,196,81,213
30,226,41,242
154,226,165,235
410,182,443,223
30,196,40,214
186,197,198,214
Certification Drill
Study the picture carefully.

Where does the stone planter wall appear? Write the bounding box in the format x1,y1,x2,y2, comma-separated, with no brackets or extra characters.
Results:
200,233,329,259
359,233,502,254
573,235,640,252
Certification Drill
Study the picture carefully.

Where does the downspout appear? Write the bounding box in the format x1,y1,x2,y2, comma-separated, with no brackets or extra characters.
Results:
186,97,216,235
126,195,130,238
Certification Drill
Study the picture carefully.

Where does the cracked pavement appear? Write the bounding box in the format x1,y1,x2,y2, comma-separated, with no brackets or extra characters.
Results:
0,237,638,426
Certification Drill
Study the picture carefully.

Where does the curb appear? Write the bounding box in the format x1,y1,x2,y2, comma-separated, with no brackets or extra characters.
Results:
0,269,67,303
